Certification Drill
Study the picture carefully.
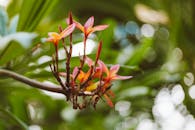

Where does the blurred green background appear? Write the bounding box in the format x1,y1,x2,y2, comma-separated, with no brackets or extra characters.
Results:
0,0,195,130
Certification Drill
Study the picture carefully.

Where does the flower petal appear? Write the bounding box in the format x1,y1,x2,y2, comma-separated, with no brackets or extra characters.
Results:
82,68,92,83
93,67,102,78
84,16,94,28
77,70,85,83
59,72,73,79
98,60,109,76
48,32,59,37
110,64,120,75
66,18,70,25
92,25,109,32
112,75,133,80
47,32,60,44
59,72,67,77
46,37,54,42
74,21,84,32
85,57,94,67
60,23,75,38
85,82,99,92
72,67,79,79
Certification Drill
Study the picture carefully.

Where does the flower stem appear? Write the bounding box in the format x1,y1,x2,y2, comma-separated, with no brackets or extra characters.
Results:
83,36,87,65
66,30,73,87
54,44,58,72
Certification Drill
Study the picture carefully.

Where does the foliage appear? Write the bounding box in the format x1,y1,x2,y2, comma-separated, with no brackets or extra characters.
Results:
0,0,195,130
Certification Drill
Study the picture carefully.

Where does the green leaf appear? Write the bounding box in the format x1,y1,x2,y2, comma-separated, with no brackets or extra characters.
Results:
127,37,153,66
6,0,23,18
0,6,8,36
17,0,58,32
118,86,150,99
98,18,117,48
0,41,25,65
8,15,19,34
0,32,37,50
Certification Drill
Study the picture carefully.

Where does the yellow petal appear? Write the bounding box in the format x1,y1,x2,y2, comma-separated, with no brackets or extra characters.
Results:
85,82,99,92
77,71,85,82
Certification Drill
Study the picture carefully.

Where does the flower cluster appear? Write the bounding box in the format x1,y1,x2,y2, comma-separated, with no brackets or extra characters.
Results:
46,13,132,109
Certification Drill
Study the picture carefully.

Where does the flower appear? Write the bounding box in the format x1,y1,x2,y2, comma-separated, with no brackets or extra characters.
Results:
83,57,132,88
72,66,100,92
98,60,132,90
85,82,99,92
73,16,108,37
46,23,75,45
46,12,133,109
97,61,132,107
99,61,132,81
72,66,92,84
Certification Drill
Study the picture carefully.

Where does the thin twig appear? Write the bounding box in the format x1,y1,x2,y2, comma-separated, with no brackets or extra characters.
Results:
66,20,73,87
83,36,87,66
52,55,56,72
49,64,67,90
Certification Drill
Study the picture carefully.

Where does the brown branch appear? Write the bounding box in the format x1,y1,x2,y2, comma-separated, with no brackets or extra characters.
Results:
0,69,65,94
0,69,96,97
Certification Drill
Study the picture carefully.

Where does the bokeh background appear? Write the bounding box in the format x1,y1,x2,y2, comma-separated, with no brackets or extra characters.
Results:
0,0,195,130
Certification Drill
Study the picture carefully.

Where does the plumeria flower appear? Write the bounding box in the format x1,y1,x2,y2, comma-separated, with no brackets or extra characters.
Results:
72,66,101,93
46,23,75,45
46,12,133,109
98,60,132,90
72,16,108,37
97,61,132,107
72,66,92,84
83,58,132,107
99,61,132,81
84,57,132,87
